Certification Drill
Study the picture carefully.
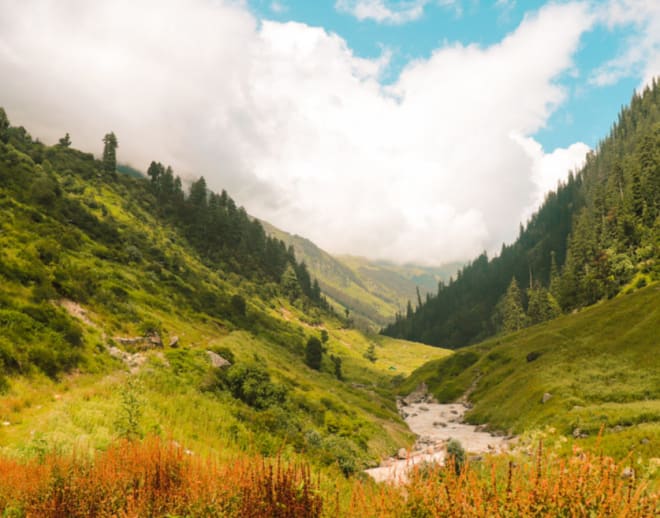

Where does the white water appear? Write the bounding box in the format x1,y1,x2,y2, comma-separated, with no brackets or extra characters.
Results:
365,399,512,483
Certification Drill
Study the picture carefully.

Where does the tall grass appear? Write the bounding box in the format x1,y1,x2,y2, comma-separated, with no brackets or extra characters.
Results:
0,437,657,517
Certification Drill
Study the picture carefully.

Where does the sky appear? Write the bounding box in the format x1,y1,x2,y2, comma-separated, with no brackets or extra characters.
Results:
0,0,658,265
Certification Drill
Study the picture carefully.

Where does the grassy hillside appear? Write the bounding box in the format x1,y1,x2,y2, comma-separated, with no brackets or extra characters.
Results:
401,283,660,462
0,112,451,475
261,221,458,330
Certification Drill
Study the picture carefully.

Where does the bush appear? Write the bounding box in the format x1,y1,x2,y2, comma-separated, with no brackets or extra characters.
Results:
224,364,287,409
305,337,322,370
446,438,466,474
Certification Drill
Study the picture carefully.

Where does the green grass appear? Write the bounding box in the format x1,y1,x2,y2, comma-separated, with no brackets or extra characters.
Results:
402,284,660,463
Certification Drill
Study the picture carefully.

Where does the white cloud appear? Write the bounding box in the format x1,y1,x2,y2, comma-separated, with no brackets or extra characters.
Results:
590,0,660,88
335,0,430,24
514,135,589,222
0,0,595,264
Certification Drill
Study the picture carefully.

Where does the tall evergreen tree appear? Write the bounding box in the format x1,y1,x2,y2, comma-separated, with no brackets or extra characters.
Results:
102,132,118,175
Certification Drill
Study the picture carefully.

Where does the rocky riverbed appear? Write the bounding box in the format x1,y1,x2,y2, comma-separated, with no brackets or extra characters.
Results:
365,385,514,483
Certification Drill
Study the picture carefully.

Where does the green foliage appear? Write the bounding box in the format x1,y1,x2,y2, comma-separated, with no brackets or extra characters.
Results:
115,378,144,441
446,438,466,474
102,132,118,175
304,336,323,370
493,277,528,333
230,294,246,317
223,363,287,410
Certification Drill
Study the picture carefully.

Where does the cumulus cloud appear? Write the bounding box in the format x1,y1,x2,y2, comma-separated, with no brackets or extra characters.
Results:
0,0,595,264
514,135,589,222
334,0,430,24
591,0,660,88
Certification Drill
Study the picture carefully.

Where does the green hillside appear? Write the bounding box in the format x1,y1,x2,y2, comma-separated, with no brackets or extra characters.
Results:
401,283,660,461
0,110,450,473
260,220,458,330
384,81,660,348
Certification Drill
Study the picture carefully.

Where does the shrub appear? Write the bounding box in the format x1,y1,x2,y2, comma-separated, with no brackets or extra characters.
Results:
446,438,466,474
305,337,322,370
224,364,287,410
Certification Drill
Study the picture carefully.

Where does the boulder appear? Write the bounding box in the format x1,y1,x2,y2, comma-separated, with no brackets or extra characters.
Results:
397,448,408,460
169,335,179,348
206,350,231,368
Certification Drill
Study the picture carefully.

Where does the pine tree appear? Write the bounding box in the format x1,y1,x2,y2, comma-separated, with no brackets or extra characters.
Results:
495,277,528,333
0,107,9,143
58,133,71,147
102,132,118,175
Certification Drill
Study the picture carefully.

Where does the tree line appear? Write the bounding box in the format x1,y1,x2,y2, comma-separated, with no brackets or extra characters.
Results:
383,79,659,347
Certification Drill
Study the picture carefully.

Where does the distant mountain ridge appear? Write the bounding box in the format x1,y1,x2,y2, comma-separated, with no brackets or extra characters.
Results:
259,220,460,330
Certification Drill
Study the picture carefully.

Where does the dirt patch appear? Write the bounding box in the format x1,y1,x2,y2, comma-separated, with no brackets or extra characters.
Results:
58,299,96,327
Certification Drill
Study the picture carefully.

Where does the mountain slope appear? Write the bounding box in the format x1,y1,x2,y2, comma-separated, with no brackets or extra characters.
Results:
384,80,660,348
0,110,450,472
400,283,660,461
260,220,457,330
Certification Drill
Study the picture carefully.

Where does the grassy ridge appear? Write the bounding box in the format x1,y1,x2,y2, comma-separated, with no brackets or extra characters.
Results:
401,284,660,462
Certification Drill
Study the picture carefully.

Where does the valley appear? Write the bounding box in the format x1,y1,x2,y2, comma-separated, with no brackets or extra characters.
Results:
0,54,658,518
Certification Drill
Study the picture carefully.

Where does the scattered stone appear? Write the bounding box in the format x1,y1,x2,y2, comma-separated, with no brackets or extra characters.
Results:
469,455,483,463
397,448,408,460
572,428,582,439
206,350,231,368
641,438,650,445
433,421,447,427
621,467,634,479
169,335,179,348
148,333,162,347
108,346,126,360
419,406,429,411
542,392,553,404
487,444,494,450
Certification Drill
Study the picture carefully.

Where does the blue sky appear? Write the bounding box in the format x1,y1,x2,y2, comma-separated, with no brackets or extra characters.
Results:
246,0,645,150
0,0,657,264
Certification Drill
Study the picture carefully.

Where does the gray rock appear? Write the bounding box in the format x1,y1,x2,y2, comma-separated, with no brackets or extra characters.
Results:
169,335,179,347
572,427,582,439
397,448,408,460
542,392,553,404
206,350,231,368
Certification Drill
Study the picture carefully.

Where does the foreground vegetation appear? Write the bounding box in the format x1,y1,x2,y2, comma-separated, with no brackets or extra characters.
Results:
0,436,656,517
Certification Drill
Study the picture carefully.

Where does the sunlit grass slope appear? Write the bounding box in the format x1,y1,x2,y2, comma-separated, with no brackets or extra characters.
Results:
402,284,660,460
0,122,450,475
